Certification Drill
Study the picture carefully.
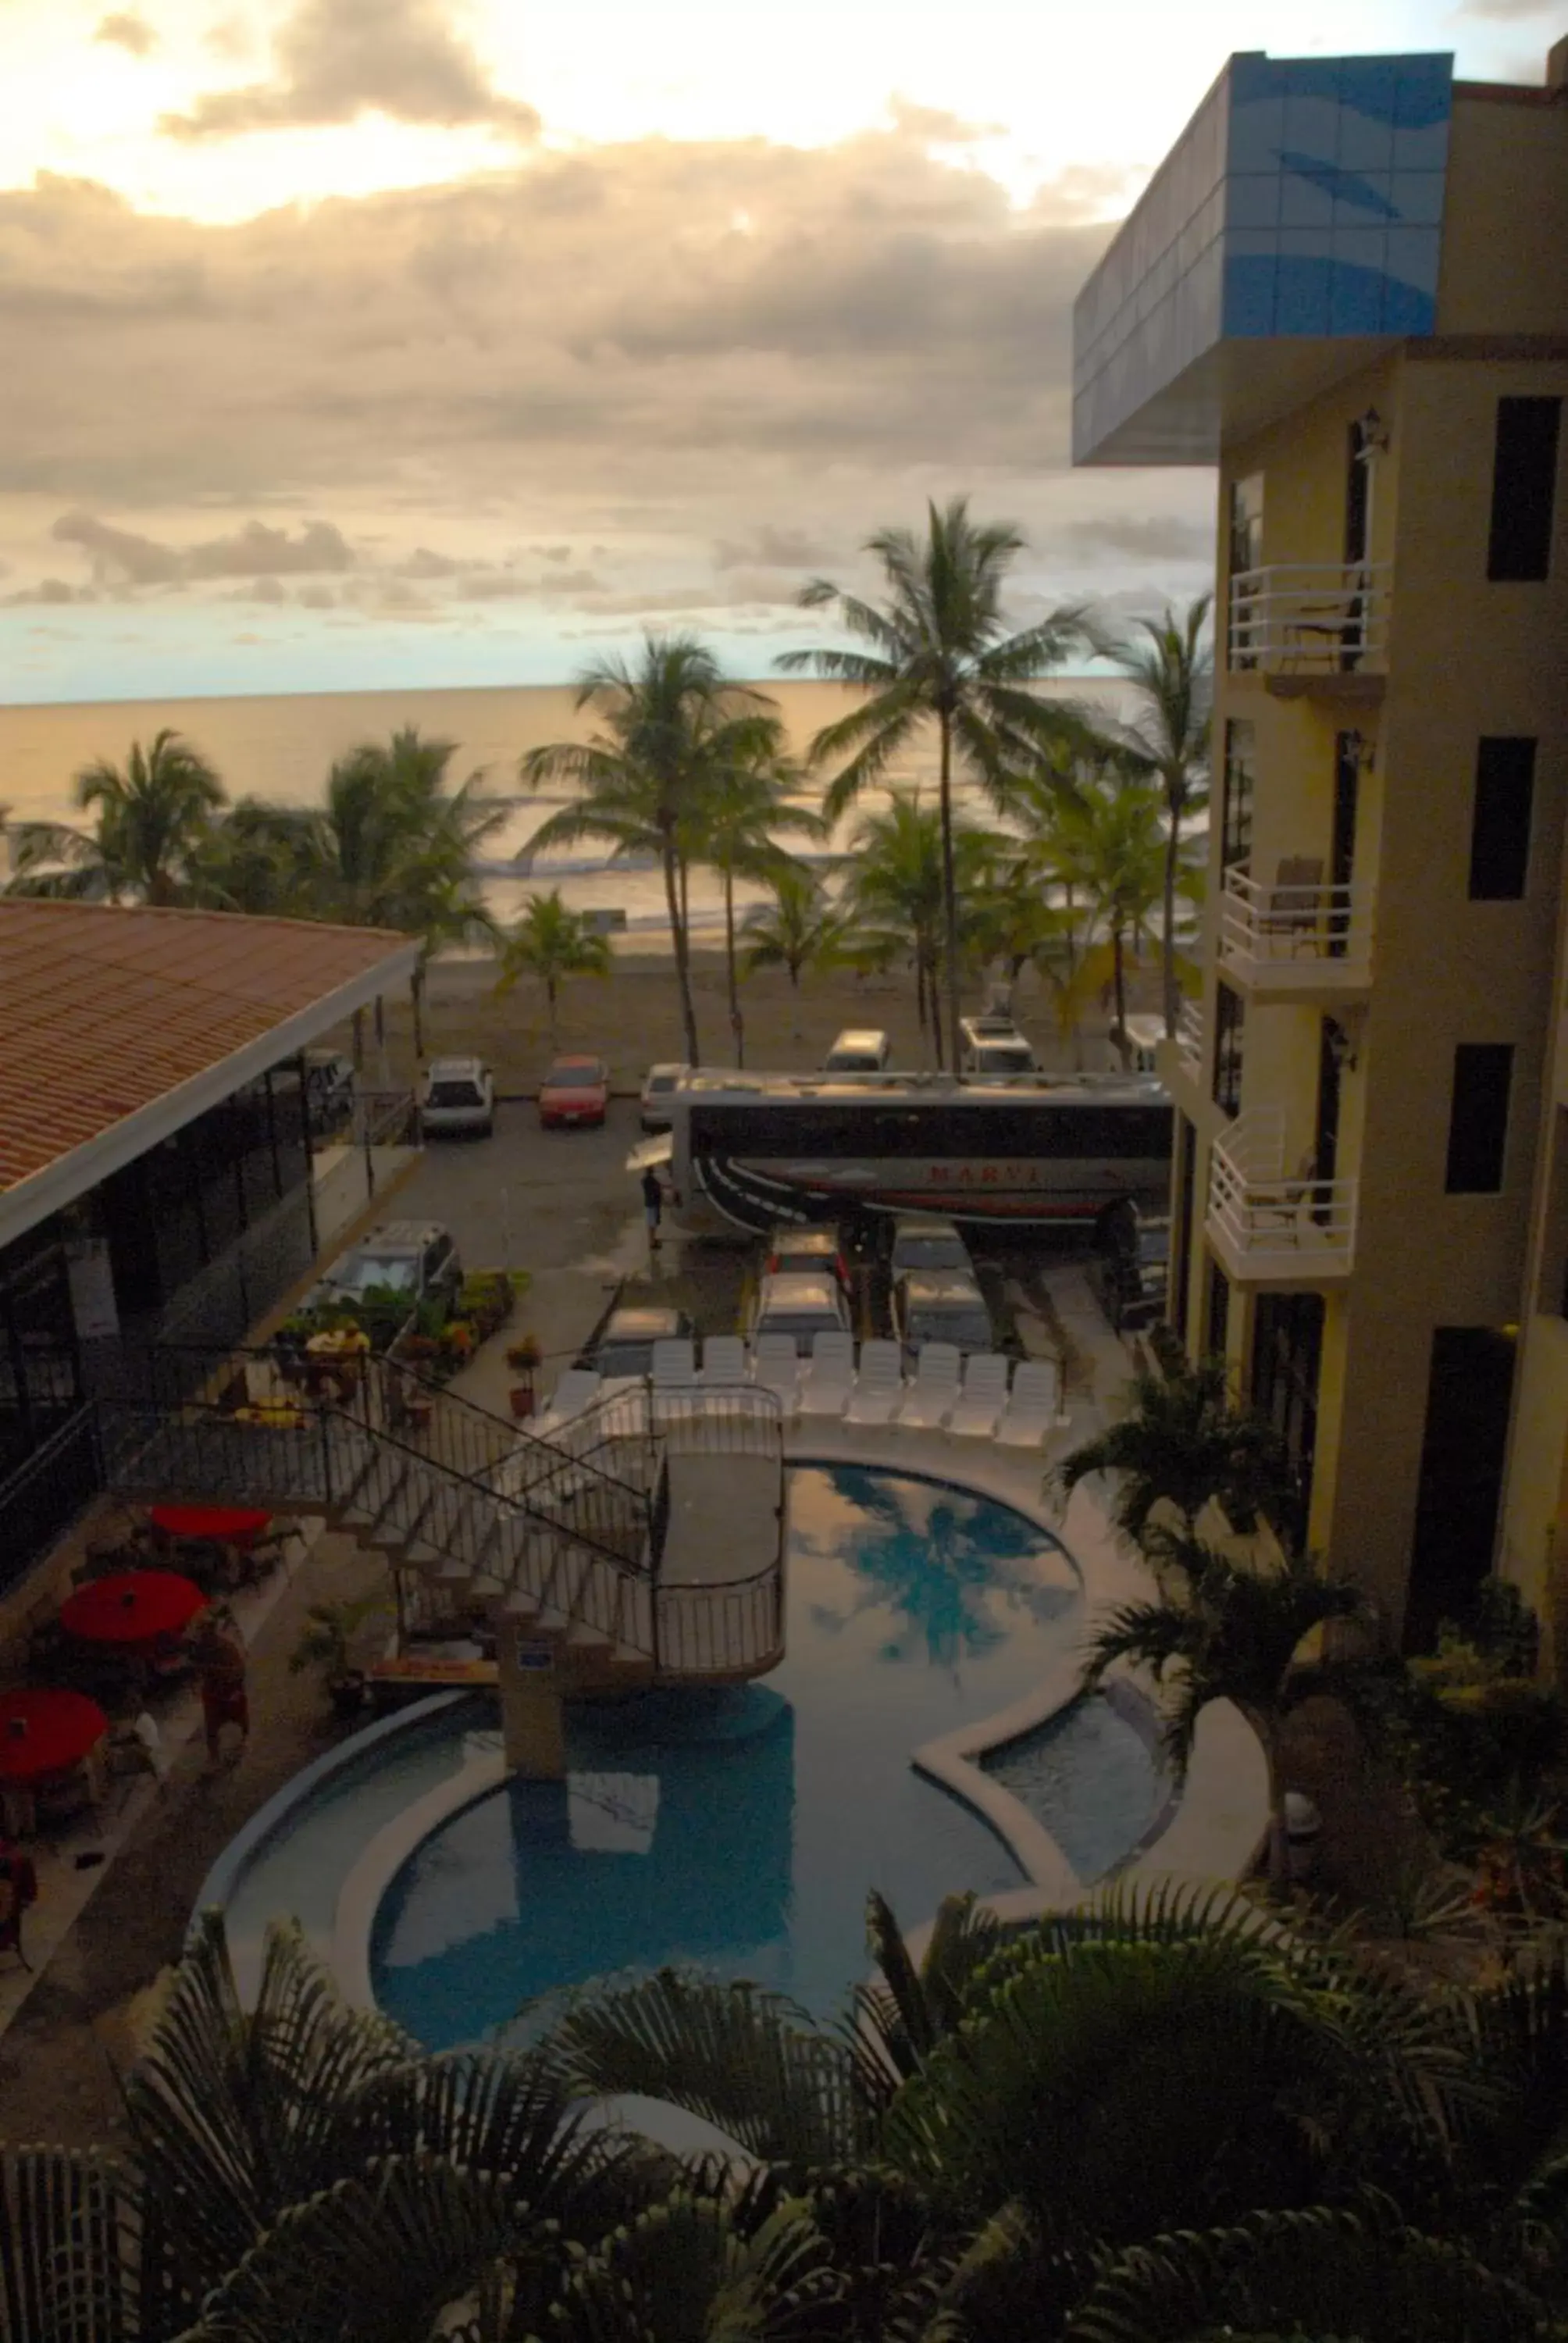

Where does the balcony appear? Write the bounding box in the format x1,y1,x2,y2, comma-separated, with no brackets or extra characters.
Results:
1217,865,1373,1004
1228,565,1389,698
1206,1110,1356,1285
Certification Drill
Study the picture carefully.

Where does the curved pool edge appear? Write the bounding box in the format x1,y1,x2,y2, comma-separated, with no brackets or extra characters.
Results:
190,1692,468,1949
335,1750,508,2012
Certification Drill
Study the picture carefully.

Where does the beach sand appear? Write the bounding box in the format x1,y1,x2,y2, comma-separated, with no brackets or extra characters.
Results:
339,950,1153,1093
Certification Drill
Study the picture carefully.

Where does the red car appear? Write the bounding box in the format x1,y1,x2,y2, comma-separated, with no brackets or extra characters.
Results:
538,1054,610,1129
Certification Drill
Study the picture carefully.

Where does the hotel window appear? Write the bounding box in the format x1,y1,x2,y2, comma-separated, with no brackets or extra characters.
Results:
1468,738,1536,900
1212,982,1245,1118
1445,1043,1513,1195
1250,1291,1324,1556
1205,1257,1230,1360
1228,474,1264,671
1487,397,1560,583
1220,722,1255,872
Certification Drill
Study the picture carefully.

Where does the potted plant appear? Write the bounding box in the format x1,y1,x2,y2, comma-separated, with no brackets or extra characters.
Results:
506,1335,542,1419
288,1594,383,1721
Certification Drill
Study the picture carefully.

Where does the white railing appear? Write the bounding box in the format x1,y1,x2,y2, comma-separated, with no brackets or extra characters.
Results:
1218,865,1374,980
1177,1000,1204,1078
1228,564,1390,676
1207,1108,1356,1276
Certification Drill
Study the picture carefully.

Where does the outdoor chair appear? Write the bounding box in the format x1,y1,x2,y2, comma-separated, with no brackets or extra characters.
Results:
797,1332,856,1418
1257,858,1325,956
750,1336,801,1410
699,1336,748,1387
994,1359,1065,1448
948,1353,1012,1439
651,1339,699,1389
844,1340,904,1427
896,1344,963,1431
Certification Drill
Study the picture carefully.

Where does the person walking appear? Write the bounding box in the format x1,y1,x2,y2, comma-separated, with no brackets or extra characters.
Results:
191,1616,249,1768
640,1164,664,1257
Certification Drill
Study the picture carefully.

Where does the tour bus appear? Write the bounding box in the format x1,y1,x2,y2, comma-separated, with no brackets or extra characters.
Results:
631,1069,1173,1238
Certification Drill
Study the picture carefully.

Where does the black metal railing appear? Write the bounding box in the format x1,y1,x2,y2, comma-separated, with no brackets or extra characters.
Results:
655,1569,784,1676
0,1407,105,1599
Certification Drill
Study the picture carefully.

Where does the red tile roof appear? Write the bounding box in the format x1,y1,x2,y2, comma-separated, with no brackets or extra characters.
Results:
0,900,415,1198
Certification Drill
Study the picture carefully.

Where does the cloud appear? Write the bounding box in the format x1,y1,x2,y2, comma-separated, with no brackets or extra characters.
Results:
0,124,1215,646
95,11,159,55
49,512,355,586
1061,514,1212,565
162,0,540,141
1454,0,1553,14
2,577,90,607
713,523,836,572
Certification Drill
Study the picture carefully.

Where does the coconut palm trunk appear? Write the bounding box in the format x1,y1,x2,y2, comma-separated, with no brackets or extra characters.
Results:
410,967,426,1059
663,827,700,1066
722,865,744,1066
1111,922,1131,1068
1162,817,1181,1037
937,709,962,1071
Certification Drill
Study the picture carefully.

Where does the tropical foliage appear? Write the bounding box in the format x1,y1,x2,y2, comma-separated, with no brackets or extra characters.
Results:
23,1883,1568,2341
842,795,1000,1065
682,735,826,1065
1108,595,1213,1036
1046,761,1199,1068
781,495,1091,1069
7,729,226,904
496,889,613,1035
740,865,854,1036
520,633,782,1066
1053,1351,1294,1550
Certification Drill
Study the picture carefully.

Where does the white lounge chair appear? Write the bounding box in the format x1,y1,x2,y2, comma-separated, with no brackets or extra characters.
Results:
651,1338,698,1388
948,1352,1011,1439
797,1330,856,1418
529,1367,601,1440
896,1343,962,1430
751,1333,801,1410
844,1339,904,1427
700,1335,748,1387
994,1358,1063,1448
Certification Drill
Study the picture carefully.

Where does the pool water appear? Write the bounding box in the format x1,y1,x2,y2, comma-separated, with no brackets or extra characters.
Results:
982,1693,1169,1885
370,1464,1085,2045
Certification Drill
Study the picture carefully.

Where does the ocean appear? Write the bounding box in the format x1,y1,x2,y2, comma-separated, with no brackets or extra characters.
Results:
0,676,1135,949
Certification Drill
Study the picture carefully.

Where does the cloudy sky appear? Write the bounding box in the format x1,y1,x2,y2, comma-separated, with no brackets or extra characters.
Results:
0,0,1548,701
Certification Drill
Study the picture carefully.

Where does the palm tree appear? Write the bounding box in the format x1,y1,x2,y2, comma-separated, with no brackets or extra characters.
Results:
685,735,827,1065
1053,1352,1293,1553
1049,766,1185,1068
1110,594,1213,1037
1082,1535,1373,1881
741,866,854,1039
211,728,504,1063
843,797,999,1065
496,889,613,1037
7,729,225,904
522,634,776,1068
779,496,1091,1070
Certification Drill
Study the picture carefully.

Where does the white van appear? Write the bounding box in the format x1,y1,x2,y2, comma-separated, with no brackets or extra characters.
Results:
958,1017,1035,1076
822,1029,892,1074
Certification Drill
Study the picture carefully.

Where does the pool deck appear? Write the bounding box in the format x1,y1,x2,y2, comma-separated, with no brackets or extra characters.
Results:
660,1452,782,1591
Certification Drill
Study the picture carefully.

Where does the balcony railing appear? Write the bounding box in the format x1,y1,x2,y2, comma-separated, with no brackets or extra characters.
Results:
1177,1000,1204,1080
1206,1110,1356,1282
1228,565,1390,679
1217,865,1374,996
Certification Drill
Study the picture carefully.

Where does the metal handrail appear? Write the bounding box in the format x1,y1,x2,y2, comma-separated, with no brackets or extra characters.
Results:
1228,562,1391,672
1219,865,1373,965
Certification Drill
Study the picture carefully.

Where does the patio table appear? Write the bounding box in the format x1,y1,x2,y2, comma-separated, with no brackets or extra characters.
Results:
0,1688,109,1837
148,1506,273,1551
59,1569,208,1647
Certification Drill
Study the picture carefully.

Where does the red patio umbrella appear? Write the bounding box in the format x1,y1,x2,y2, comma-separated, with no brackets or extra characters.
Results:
59,1569,208,1648
0,1688,109,1784
148,1505,273,1550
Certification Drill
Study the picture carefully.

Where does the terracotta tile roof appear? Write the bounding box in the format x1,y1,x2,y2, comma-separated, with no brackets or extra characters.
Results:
0,900,415,1197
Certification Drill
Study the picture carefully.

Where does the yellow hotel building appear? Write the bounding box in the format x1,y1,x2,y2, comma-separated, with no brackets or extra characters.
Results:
1072,40,1568,1646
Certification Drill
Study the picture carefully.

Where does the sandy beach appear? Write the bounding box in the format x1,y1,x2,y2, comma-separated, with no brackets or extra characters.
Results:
342,946,1153,1095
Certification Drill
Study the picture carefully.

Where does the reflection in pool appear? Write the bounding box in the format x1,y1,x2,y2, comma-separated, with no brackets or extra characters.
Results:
371,1465,1089,2046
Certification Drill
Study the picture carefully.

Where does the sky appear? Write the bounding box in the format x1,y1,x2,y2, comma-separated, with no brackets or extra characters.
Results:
0,0,1552,701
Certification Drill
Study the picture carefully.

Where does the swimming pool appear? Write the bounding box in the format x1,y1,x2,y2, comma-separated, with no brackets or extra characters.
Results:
370,1464,1092,2046
214,1463,1173,2048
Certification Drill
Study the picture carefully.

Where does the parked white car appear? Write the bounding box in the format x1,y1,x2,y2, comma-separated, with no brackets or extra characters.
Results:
745,1271,853,1357
640,1062,690,1132
419,1056,495,1138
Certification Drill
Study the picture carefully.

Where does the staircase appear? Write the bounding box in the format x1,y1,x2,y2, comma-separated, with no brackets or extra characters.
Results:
95,1350,783,1685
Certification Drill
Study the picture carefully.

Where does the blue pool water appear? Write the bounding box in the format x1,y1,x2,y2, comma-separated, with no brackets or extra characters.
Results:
982,1694,1168,1885
370,1464,1086,2046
